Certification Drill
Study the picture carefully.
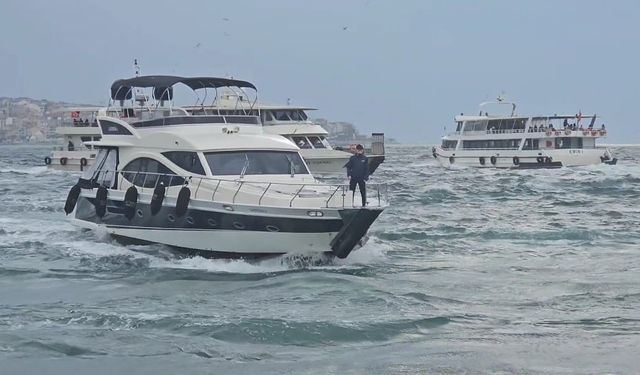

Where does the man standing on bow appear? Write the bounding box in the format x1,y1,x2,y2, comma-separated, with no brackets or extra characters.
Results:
345,144,369,207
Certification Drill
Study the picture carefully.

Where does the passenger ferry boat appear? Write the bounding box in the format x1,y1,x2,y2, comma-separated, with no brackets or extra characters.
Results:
184,90,385,175
64,75,387,259
433,99,616,168
45,107,102,171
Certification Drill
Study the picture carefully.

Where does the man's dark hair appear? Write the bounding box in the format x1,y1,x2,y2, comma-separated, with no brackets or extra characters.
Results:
356,144,364,150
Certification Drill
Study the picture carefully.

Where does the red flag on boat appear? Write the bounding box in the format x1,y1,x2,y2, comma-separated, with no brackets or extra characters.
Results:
71,111,80,119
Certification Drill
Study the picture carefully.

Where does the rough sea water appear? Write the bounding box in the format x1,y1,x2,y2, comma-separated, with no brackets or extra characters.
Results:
1,144,639,374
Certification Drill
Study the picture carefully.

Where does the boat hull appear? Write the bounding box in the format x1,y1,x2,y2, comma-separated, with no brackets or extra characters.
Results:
71,193,382,259
433,148,613,168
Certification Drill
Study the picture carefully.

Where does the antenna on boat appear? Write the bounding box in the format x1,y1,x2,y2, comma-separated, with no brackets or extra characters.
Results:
134,59,140,77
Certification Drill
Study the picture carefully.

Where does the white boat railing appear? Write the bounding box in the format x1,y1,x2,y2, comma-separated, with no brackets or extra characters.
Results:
451,128,607,137
89,170,389,209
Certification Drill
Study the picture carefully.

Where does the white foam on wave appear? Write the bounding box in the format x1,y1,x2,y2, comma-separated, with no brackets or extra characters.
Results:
0,166,54,175
149,255,292,274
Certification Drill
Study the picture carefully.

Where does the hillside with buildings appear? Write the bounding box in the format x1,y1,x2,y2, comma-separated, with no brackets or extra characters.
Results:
0,97,85,144
0,96,392,145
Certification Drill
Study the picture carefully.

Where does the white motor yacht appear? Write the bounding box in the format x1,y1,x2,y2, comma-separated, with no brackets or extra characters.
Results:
184,90,385,175
433,98,616,168
64,75,387,259
45,107,102,171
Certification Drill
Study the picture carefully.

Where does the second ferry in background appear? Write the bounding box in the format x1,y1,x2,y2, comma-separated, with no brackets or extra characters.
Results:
433,97,617,169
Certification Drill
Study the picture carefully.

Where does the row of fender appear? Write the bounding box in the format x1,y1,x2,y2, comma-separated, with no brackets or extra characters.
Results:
64,184,192,220
44,157,88,166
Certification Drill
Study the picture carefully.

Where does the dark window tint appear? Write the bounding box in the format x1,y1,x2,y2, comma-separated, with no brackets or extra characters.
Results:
205,151,308,175
308,136,326,149
441,140,457,149
292,136,311,149
122,157,185,187
462,139,521,149
274,111,290,121
99,119,133,135
523,138,540,150
162,152,206,175
261,111,273,122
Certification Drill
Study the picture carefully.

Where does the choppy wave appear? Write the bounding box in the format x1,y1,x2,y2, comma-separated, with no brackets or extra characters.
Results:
1,144,639,374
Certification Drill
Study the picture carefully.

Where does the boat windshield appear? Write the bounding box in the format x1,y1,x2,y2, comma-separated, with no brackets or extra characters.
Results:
266,110,308,122
204,151,309,175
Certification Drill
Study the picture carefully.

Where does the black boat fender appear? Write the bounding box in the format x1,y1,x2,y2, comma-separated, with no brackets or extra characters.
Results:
80,157,88,167
513,156,520,165
60,157,68,166
94,186,108,218
544,157,552,164
479,157,485,166
150,184,165,216
123,186,138,220
175,186,191,217
44,156,52,165
490,155,497,165
63,184,81,215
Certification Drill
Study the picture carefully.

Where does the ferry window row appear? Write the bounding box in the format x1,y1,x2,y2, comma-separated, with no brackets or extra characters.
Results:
462,139,521,149
460,118,528,133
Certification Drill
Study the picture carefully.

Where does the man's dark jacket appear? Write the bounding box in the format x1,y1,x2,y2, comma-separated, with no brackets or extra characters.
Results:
345,154,369,180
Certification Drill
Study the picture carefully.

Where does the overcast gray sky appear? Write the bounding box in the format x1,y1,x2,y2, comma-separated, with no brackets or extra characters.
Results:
1,0,638,143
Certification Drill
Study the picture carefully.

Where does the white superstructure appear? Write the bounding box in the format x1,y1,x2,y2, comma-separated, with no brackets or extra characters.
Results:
64,75,387,259
45,107,103,171
433,99,616,168
185,90,385,175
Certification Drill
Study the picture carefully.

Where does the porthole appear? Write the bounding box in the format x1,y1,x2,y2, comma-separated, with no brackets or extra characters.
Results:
207,218,218,227
168,214,175,222
265,225,280,232
136,209,144,218
186,216,195,225
233,221,245,230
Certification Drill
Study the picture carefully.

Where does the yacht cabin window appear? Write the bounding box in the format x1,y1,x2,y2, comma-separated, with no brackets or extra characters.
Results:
307,136,326,149
292,136,312,149
122,157,185,188
274,111,290,121
81,147,118,188
261,111,274,122
162,151,206,175
204,151,309,176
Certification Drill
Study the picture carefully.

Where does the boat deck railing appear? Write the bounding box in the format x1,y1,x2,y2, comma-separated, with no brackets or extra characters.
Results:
449,128,607,137
91,170,389,209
